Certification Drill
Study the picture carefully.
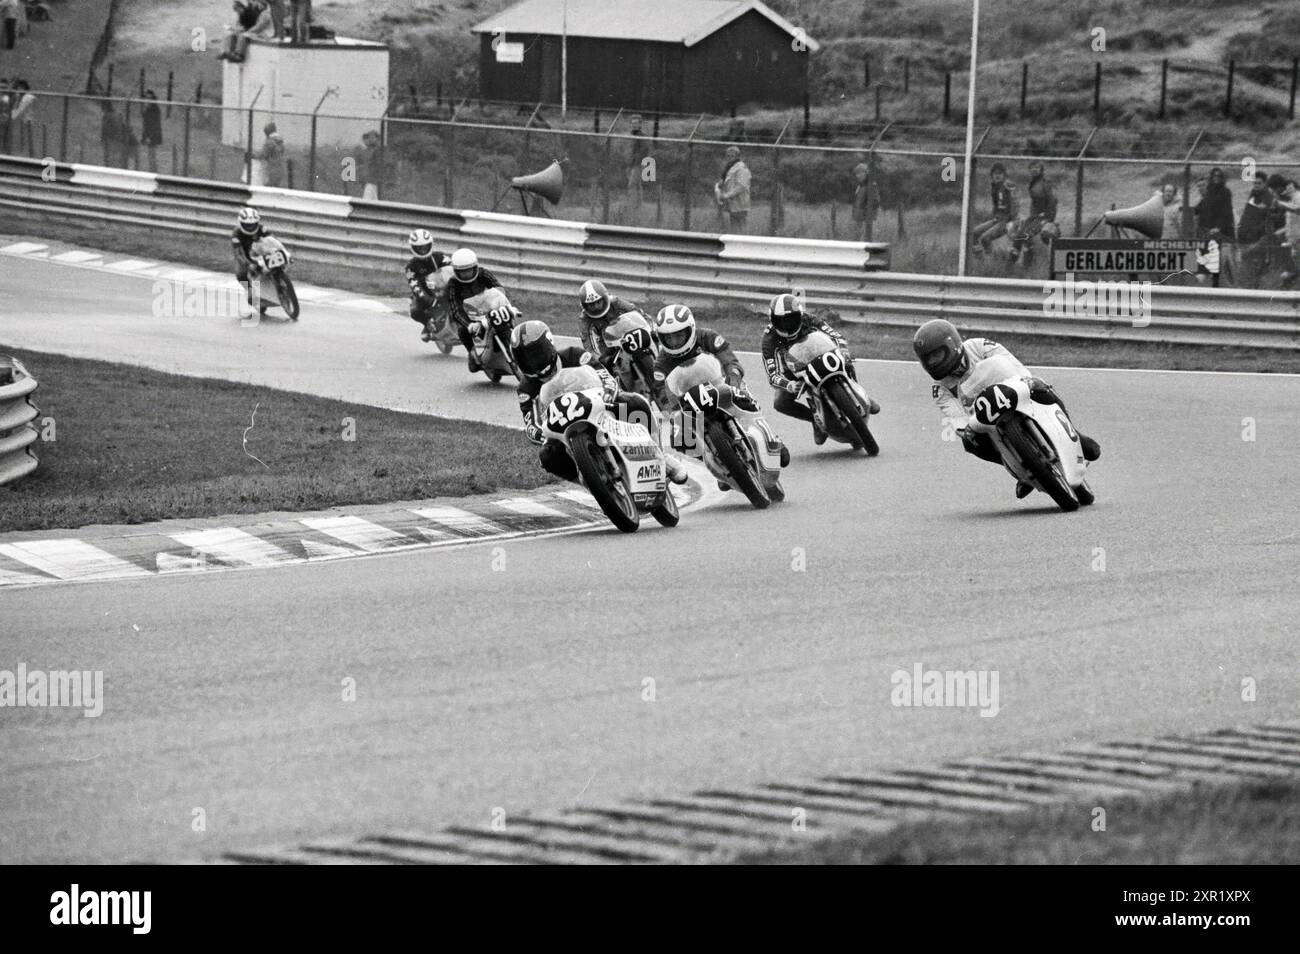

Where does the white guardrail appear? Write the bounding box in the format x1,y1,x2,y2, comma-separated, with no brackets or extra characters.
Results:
0,355,40,487
3,155,1300,350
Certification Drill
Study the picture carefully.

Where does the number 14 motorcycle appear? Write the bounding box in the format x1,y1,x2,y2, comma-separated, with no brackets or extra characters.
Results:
538,365,681,533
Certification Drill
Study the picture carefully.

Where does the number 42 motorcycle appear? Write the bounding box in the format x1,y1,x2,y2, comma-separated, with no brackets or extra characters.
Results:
967,375,1095,512
538,365,680,533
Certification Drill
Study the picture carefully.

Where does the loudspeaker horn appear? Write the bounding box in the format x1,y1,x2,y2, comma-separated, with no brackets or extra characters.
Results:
1101,193,1164,239
511,161,564,206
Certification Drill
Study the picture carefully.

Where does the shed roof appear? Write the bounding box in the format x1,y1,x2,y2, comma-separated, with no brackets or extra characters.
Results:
472,0,820,51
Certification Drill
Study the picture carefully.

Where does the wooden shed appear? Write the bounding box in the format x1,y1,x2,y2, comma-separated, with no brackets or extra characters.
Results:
472,0,820,114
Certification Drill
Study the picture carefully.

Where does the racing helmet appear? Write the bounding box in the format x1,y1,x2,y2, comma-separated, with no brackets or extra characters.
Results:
655,304,697,357
912,319,966,380
579,279,612,319
768,293,805,339
510,320,559,380
450,248,479,284
408,228,435,259
237,207,262,235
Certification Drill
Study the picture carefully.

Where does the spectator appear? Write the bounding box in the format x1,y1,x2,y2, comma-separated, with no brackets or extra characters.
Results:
0,79,11,153
250,120,285,186
971,161,1018,254
141,89,163,172
219,0,265,63
1158,182,1183,239
356,129,384,200
267,0,287,41
850,161,877,240
1193,166,1235,239
1009,160,1058,264
1236,172,1276,288
290,0,311,44
714,144,751,233
1267,175,1300,289
1,0,20,51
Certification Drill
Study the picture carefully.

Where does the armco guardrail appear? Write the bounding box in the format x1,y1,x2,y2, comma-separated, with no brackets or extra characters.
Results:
3,155,1299,350
0,355,40,487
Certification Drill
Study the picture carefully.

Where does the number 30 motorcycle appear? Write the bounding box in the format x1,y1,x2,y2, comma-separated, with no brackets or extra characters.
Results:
538,365,680,533
665,353,786,508
785,330,879,455
461,287,522,383
966,364,1095,512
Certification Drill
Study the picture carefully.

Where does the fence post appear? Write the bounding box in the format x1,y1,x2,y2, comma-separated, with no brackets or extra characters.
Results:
106,64,114,95
944,72,951,120
183,104,192,177
138,67,146,97
863,56,869,89
1290,57,1298,120
1020,62,1028,116
443,112,457,206
165,71,174,116
287,159,296,191
59,94,70,161
802,91,810,136
874,84,881,121
683,113,704,231
1224,59,1234,118
244,85,264,184
1073,128,1096,236
904,57,910,93
1093,63,1102,122
1158,59,1168,119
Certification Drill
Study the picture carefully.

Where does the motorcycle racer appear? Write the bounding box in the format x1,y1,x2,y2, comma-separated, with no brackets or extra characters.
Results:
652,303,790,469
511,320,687,485
761,292,879,444
404,228,450,342
444,248,505,373
913,319,1100,499
231,207,272,310
576,279,656,386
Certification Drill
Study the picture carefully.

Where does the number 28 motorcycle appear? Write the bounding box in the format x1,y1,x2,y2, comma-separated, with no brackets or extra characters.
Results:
964,356,1095,512
538,365,680,533
665,353,786,509
784,330,880,455
248,236,299,320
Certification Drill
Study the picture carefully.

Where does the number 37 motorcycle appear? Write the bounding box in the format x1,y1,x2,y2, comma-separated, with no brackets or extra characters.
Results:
538,365,681,533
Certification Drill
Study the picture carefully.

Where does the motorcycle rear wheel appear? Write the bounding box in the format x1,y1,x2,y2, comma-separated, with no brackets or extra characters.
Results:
1003,418,1079,512
706,418,769,510
571,432,640,533
826,379,878,455
272,271,300,320
650,485,680,527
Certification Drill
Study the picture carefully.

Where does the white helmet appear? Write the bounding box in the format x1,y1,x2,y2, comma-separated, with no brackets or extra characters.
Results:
237,206,262,234
655,304,696,356
408,228,435,259
450,248,479,283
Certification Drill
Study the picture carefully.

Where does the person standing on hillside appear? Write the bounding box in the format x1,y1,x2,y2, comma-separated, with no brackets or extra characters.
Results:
850,161,878,241
141,89,163,173
971,162,1018,254
714,144,751,233
1237,172,1276,288
0,0,20,51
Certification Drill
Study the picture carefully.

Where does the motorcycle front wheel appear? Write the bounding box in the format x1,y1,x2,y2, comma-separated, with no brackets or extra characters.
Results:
272,271,300,320
826,379,878,455
570,431,640,533
1003,418,1079,512
706,417,769,510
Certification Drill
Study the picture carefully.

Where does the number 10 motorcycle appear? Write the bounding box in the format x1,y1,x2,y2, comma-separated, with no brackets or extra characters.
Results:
538,365,681,533
785,330,880,455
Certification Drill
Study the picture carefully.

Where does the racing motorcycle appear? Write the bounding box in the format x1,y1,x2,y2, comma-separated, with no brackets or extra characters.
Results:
964,357,1095,512
538,364,680,533
461,287,521,383
664,353,786,509
600,309,657,399
248,236,299,320
422,264,460,354
784,330,879,455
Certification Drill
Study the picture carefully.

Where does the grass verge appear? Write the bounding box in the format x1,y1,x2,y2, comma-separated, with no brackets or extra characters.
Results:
738,778,1300,864
0,347,553,533
8,220,1300,374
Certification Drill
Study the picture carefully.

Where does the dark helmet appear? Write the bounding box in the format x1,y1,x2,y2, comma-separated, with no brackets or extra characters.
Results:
912,319,966,380
768,293,805,339
510,320,559,380
579,279,612,319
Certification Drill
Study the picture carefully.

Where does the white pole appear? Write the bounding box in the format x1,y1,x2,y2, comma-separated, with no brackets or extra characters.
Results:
561,0,568,117
956,0,981,277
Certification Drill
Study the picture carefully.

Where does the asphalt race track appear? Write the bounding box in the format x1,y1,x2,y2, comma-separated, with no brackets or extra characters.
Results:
1,251,1297,863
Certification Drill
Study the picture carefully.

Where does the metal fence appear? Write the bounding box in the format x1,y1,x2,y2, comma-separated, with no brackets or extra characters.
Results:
5,86,1300,283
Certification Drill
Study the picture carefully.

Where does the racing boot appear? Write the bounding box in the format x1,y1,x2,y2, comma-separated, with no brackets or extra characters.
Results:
1015,480,1034,499
717,479,731,492
420,321,435,343
812,421,827,445
1079,434,1101,462
867,397,881,415
663,454,688,486
466,352,482,373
